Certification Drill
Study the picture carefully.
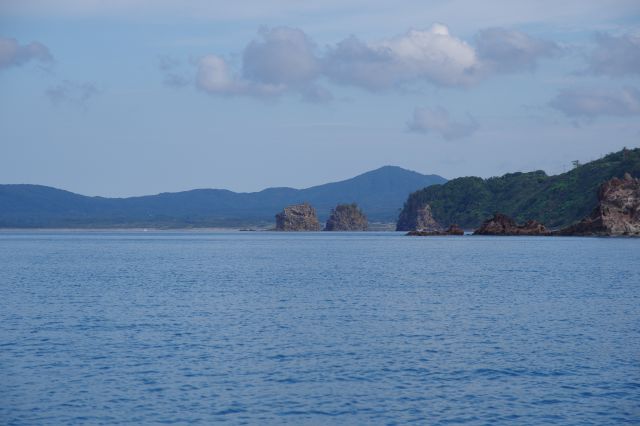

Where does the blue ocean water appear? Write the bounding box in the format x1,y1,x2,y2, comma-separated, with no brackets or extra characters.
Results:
0,231,639,425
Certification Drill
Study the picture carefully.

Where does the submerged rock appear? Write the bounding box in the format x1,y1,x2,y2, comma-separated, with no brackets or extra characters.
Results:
324,203,368,231
275,203,321,231
473,213,550,236
558,173,640,236
445,224,465,235
406,224,464,236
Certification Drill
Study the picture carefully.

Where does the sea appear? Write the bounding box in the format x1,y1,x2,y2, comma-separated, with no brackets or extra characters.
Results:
1,231,639,425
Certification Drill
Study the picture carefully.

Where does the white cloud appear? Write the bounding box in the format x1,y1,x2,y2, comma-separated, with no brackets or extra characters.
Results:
324,24,480,90
196,54,284,97
550,86,640,119
196,55,239,94
196,28,321,99
586,32,640,76
407,106,478,140
0,37,53,70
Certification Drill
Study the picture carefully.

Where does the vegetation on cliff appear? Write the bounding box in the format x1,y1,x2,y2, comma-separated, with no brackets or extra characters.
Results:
397,147,640,230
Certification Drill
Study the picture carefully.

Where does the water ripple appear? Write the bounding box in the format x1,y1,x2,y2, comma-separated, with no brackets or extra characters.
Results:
1,232,639,425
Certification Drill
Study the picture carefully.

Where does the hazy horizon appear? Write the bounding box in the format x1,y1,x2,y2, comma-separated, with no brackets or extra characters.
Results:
0,152,634,198
1,0,639,197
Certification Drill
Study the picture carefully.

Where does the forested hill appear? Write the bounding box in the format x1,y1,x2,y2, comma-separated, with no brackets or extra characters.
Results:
0,166,445,228
397,147,640,230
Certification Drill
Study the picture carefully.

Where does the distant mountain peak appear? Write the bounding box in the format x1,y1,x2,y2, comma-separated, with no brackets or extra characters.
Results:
0,166,446,228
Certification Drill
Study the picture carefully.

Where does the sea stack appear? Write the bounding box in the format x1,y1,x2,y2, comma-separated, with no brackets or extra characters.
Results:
324,203,368,231
275,203,321,231
558,173,640,236
473,213,550,236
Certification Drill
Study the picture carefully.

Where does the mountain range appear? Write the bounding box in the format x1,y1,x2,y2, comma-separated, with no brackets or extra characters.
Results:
0,166,446,228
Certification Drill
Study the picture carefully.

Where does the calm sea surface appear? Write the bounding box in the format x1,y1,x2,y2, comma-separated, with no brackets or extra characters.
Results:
1,231,639,425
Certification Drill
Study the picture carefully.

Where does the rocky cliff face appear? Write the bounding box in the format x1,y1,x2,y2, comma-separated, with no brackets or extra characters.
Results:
473,213,550,236
559,173,640,236
275,203,321,231
396,203,443,231
324,203,368,231
416,204,443,232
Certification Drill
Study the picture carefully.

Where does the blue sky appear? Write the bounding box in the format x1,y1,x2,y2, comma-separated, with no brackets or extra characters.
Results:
1,0,639,196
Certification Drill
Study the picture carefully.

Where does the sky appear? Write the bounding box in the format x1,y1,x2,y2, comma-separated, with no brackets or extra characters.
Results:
1,0,639,197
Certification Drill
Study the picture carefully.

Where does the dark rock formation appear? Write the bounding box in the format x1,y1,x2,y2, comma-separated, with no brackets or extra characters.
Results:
558,173,640,236
406,224,464,236
445,224,465,235
473,213,551,236
324,203,368,231
275,203,321,231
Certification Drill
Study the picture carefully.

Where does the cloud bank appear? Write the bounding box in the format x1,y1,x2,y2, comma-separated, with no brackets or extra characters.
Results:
0,37,53,70
195,24,558,99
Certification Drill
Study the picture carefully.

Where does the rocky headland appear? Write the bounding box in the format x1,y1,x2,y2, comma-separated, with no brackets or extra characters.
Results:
470,174,640,237
400,203,465,235
324,203,368,231
275,203,321,231
558,173,640,236
473,213,551,236
396,147,640,230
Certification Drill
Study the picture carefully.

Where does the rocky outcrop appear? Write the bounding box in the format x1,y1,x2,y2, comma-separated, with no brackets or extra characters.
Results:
396,203,443,232
324,203,368,231
558,173,640,236
275,203,321,231
473,213,551,236
406,224,464,236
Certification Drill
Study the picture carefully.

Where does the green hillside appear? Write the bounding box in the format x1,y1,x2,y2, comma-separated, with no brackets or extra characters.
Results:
397,147,640,230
